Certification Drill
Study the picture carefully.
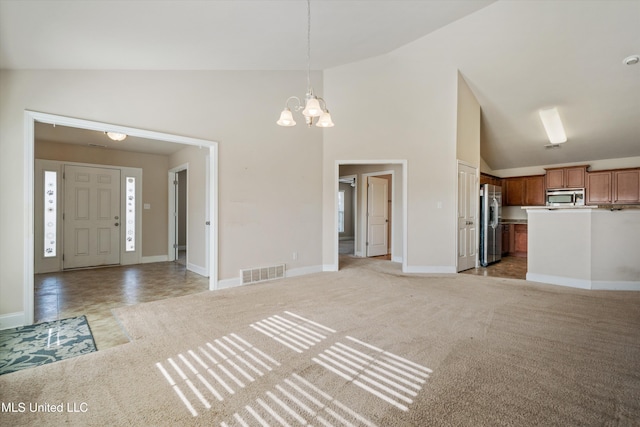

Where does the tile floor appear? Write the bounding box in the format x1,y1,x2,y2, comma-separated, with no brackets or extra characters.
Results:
34,260,208,350
461,255,527,280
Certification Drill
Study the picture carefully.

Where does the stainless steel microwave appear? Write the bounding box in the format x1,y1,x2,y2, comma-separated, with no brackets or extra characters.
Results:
546,189,585,206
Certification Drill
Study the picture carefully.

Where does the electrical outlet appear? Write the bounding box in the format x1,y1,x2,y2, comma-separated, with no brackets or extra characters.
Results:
292,251,298,260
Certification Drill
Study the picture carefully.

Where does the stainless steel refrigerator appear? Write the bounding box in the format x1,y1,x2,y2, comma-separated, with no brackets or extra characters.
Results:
480,184,502,266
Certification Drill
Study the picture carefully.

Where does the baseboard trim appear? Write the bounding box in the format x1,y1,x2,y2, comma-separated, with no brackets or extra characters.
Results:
404,265,457,274
216,277,242,290
323,264,339,272
286,265,323,278
0,312,25,330
141,255,169,264
187,263,208,277
526,273,640,291
591,281,640,291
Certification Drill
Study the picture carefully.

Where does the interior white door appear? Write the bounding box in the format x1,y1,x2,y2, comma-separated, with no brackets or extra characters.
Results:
64,165,121,269
457,163,478,272
367,176,389,257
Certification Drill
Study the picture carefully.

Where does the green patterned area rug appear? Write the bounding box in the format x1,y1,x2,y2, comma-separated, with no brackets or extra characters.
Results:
0,316,97,375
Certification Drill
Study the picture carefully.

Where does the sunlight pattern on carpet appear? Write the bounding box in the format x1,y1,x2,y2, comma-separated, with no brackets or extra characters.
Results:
155,312,433,423
313,336,432,411
250,311,336,353
156,333,280,416
220,373,377,427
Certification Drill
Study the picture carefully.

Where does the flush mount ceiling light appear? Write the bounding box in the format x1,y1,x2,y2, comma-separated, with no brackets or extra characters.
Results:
623,55,639,66
538,107,567,145
106,131,127,141
277,0,334,128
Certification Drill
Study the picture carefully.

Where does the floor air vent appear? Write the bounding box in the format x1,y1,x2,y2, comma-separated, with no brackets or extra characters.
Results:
241,264,285,285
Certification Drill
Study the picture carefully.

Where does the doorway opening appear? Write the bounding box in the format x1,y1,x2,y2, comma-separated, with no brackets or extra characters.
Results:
169,166,188,266
335,161,407,271
24,111,219,326
338,175,357,257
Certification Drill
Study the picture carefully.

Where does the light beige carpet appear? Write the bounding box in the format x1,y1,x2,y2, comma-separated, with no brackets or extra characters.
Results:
1,257,639,426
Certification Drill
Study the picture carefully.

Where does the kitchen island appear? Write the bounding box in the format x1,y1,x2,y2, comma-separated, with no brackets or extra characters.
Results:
524,206,640,290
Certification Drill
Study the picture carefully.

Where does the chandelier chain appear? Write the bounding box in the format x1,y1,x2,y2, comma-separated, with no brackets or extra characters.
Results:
306,0,311,92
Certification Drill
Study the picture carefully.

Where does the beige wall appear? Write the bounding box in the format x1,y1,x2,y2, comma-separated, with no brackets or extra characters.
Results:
456,72,481,168
323,34,461,272
35,140,169,258
0,70,323,319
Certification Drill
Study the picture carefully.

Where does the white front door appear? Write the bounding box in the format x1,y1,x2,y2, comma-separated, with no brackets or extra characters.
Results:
367,176,389,257
457,163,478,272
64,165,121,269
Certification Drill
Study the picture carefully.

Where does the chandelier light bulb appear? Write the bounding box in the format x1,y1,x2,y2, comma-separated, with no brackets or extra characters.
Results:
302,97,323,118
276,108,296,126
316,111,334,127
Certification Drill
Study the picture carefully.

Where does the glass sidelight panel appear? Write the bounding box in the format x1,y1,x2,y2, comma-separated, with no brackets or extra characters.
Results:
44,171,57,257
125,177,136,252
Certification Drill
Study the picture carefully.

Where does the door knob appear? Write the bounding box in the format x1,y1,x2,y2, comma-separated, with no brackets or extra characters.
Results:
114,223,119,227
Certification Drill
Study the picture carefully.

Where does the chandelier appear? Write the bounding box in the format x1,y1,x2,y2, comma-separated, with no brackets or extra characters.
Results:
277,0,334,128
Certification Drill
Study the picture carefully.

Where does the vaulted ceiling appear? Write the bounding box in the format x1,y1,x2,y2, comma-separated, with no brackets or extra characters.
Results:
1,0,638,170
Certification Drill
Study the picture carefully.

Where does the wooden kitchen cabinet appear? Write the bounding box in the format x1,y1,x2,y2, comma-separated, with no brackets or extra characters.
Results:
545,165,587,189
503,176,544,206
502,224,511,256
586,171,612,204
586,168,640,205
524,175,545,206
480,173,502,187
504,178,524,206
513,224,528,257
613,169,640,203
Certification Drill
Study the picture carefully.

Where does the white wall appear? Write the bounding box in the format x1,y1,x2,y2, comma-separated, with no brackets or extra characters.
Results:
0,70,323,320
527,209,640,290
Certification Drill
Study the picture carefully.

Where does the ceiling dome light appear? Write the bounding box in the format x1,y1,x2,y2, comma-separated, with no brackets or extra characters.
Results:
538,107,567,144
623,55,639,66
106,132,127,141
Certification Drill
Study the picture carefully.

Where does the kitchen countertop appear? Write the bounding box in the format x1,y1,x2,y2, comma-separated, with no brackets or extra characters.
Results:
501,219,527,224
522,205,596,210
523,205,640,210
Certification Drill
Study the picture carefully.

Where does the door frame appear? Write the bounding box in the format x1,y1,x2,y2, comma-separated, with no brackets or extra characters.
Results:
338,174,358,256
23,110,219,325
334,160,407,272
